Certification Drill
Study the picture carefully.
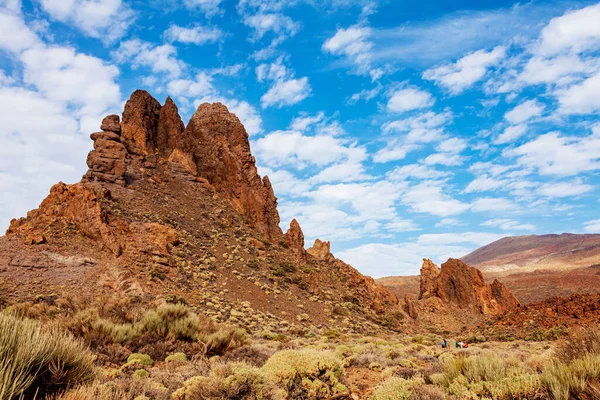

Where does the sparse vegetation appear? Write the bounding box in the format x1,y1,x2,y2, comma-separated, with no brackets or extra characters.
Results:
0,312,95,399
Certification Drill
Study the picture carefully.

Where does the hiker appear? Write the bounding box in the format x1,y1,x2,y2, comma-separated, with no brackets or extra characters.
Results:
441,339,447,348
455,340,460,348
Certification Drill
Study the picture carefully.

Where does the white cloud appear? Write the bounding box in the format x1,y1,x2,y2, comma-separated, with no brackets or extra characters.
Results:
382,110,452,136
244,12,299,42
435,218,461,227
536,3,600,56
386,164,449,181
0,12,40,52
261,77,311,108
182,0,223,17
504,99,545,124
114,40,186,78
464,176,508,193
520,55,597,86
402,182,470,217
537,180,593,198
257,59,311,108
482,218,535,231
506,130,600,176
338,232,504,277
167,73,216,99
164,24,222,45
495,124,527,144
0,0,21,14
258,167,311,196
423,46,506,94
322,25,383,80
471,197,517,212
39,0,133,42
424,153,463,166
253,130,365,168
387,87,435,113
556,72,600,115
583,219,600,233
384,220,420,232
290,112,325,131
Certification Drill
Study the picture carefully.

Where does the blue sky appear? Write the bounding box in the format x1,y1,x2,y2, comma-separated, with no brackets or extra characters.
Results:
1,0,600,277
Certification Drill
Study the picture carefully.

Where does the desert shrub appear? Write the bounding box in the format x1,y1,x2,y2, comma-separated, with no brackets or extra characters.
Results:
555,326,600,363
247,259,260,269
68,308,137,345
166,352,188,362
409,384,446,400
173,362,285,400
223,346,273,367
439,353,543,399
262,349,347,399
138,304,205,341
541,355,600,400
0,312,95,399
201,327,249,357
270,262,296,277
127,353,154,366
371,376,425,400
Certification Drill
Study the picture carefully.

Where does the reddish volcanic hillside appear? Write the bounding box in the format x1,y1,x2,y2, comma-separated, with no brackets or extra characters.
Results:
462,233,600,273
461,233,600,303
0,90,402,336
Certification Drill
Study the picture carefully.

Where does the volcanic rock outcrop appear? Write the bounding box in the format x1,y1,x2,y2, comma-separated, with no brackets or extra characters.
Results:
1,90,400,334
419,258,520,315
307,239,334,262
86,90,282,241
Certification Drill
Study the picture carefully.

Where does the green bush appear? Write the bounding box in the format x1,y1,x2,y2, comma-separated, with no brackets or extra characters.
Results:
173,362,285,400
0,312,95,399
370,376,424,400
127,353,153,366
165,352,188,362
262,349,348,399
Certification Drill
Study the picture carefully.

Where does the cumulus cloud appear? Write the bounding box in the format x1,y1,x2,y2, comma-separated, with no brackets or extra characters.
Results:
257,59,311,108
338,232,504,277
402,182,470,217
322,25,384,80
183,0,223,17
387,87,435,113
482,218,535,231
504,99,545,124
556,72,600,115
164,24,222,45
471,197,517,212
114,39,186,78
505,130,600,176
536,3,600,56
583,219,600,233
423,46,506,94
537,180,593,198
38,0,134,42
494,124,527,145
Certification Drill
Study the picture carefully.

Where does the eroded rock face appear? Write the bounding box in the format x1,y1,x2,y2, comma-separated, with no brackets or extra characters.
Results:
83,116,127,185
121,90,162,155
285,219,304,249
157,97,185,157
7,182,123,255
419,259,440,299
307,239,334,261
419,258,520,315
181,103,282,241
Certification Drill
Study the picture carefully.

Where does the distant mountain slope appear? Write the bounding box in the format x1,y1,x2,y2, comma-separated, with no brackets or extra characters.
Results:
461,233,600,273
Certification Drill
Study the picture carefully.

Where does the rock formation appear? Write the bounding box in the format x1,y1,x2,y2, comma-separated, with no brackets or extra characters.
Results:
1,89,402,334
82,91,282,241
181,103,281,241
307,239,334,261
419,258,520,315
419,259,440,299
82,115,127,185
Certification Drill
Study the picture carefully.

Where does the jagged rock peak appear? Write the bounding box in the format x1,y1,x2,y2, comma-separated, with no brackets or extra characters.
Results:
307,239,334,261
419,258,440,300
181,101,282,241
419,257,520,315
285,219,304,249
157,96,185,156
121,90,162,155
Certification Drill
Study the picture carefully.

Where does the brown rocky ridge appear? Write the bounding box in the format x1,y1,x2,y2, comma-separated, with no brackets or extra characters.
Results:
0,90,402,336
418,258,520,315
